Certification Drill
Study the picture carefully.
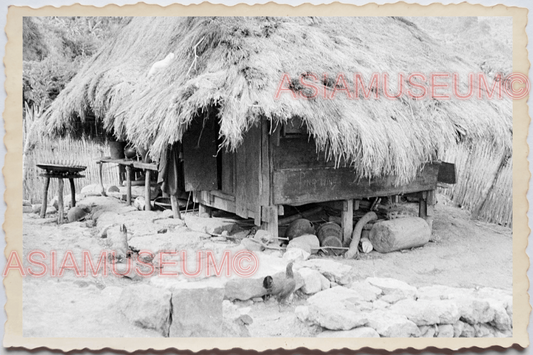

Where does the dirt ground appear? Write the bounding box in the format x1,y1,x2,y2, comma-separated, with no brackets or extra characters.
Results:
21,194,512,337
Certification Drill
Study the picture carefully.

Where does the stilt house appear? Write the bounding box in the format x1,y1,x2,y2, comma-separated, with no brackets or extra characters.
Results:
44,17,512,239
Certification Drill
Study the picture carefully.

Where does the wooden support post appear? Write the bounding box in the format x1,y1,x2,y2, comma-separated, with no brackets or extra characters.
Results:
125,165,132,205
266,206,279,239
145,170,151,211
40,176,51,218
170,195,182,219
199,203,211,218
354,199,360,211
342,199,354,244
254,205,262,227
418,191,428,218
68,178,76,208
98,162,107,197
57,178,64,224
425,190,436,230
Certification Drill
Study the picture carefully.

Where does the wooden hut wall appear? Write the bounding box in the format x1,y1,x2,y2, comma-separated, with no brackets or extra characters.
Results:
271,124,441,206
233,122,266,221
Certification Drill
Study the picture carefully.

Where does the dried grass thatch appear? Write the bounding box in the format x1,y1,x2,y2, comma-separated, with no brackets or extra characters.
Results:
43,17,512,184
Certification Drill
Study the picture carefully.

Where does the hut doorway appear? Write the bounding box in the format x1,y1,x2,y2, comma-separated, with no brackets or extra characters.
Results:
182,114,219,192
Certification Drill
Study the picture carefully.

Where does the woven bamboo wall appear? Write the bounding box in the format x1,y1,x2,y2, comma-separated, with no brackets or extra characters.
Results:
440,143,512,227
24,138,120,203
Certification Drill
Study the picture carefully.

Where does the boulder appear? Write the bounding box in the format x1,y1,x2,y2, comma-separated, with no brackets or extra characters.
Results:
307,303,368,331
23,199,31,206
23,205,33,213
418,325,437,338
287,234,320,254
460,322,476,337
298,267,323,294
474,323,494,337
300,259,352,284
306,287,372,330
437,324,455,338
31,204,42,214
453,320,465,337
349,281,383,302
317,327,380,338
389,299,460,325
224,278,267,301
117,284,172,336
169,284,246,337
365,310,420,337
366,277,418,299
487,299,512,331
184,215,235,235
282,247,310,262
455,297,495,324
319,273,330,290
475,288,512,317
67,206,90,222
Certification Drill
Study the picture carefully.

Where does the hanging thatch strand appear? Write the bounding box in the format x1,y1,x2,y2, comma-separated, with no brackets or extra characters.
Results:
42,17,512,185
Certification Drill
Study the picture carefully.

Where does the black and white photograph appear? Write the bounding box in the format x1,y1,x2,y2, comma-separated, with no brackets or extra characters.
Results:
12,9,521,344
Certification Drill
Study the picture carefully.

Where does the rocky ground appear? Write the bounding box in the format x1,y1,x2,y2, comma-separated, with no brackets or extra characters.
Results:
22,191,512,338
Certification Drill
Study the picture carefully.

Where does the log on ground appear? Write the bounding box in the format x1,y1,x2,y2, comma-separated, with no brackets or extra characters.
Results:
369,217,430,253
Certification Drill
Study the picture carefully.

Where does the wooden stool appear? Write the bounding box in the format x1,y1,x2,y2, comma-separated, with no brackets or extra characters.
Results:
96,158,135,204
39,173,85,223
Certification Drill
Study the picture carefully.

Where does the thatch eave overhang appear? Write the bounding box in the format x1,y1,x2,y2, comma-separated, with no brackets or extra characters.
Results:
42,16,512,183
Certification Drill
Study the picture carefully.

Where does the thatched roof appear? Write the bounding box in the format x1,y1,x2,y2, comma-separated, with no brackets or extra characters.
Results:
43,17,512,184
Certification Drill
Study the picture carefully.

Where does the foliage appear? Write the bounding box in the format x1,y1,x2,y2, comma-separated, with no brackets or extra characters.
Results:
23,16,129,109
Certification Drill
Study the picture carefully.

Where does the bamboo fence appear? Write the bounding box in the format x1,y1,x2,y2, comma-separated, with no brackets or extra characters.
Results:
24,137,120,204
439,143,512,227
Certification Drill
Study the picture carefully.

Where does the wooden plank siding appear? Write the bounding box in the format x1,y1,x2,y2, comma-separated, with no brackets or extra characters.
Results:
272,163,440,206
220,150,234,195
273,136,338,170
234,123,262,219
